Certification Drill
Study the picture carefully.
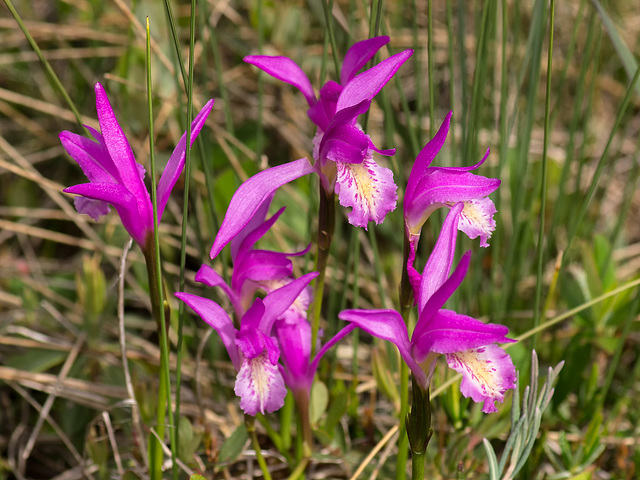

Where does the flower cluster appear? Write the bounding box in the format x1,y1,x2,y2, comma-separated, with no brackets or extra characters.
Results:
61,37,515,422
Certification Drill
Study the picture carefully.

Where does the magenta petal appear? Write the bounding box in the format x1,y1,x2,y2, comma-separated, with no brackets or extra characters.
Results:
210,158,316,259
336,49,413,112
340,36,390,85
406,169,500,229
232,206,284,262
339,309,426,386
59,131,117,184
259,272,318,333
276,318,313,391
307,81,342,130
230,196,277,261
74,196,110,221
405,111,452,203
417,203,463,311
412,309,513,362
233,250,295,293
64,182,150,245
175,292,240,369
157,99,214,221
446,344,516,413
93,84,151,223
244,55,316,107
194,264,241,314
320,124,371,164
415,251,471,337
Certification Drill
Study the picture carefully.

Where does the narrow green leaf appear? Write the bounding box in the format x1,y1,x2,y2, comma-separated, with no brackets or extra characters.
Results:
592,0,640,98
482,438,500,480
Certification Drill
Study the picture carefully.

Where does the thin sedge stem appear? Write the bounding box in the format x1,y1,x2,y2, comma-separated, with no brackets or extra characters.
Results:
145,19,174,480
427,0,434,137
171,1,198,477
411,0,422,143
563,64,640,267
532,0,555,350
256,0,264,163
321,0,341,76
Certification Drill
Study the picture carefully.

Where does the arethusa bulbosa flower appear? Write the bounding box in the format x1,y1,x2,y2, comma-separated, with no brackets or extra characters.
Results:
340,204,516,413
243,37,412,230
60,83,214,248
176,272,318,416
404,111,500,291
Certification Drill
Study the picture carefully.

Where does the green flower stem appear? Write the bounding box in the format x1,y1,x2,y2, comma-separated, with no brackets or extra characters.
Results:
396,234,415,480
288,456,310,480
310,185,335,357
411,448,426,480
143,246,172,480
293,390,313,459
407,376,432,480
246,415,273,480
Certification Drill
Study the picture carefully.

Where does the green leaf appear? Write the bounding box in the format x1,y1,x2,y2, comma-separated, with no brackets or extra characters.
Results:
309,380,329,425
218,424,248,464
482,438,500,480
5,350,66,373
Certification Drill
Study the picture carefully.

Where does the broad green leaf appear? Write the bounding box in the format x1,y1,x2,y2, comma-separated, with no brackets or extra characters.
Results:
218,424,248,464
309,379,329,425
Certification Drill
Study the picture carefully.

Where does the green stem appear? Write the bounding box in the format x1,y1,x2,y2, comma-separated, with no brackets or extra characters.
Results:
406,377,432,480
144,247,170,480
310,185,335,357
396,234,414,480
246,416,273,480
411,449,426,479
293,390,313,459
288,456,310,480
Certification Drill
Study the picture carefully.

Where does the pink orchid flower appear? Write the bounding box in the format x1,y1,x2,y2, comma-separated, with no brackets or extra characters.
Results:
60,83,214,248
340,204,516,413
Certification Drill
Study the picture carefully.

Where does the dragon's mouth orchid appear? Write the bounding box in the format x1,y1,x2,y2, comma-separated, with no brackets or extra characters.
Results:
243,37,412,229
403,111,500,291
340,204,516,413
60,83,214,249
177,272,318,416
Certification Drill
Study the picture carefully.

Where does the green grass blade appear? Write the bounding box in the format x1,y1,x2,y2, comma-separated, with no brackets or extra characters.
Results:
532,0,555,349
592,0,640,98
4,0,87,134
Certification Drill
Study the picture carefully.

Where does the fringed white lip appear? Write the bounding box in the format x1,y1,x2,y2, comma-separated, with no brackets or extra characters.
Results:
445,344,516,413
335,156,398,229
456,197,497,247
235,351,287,416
